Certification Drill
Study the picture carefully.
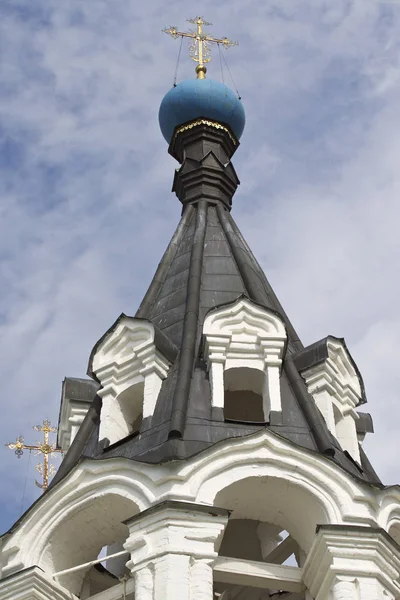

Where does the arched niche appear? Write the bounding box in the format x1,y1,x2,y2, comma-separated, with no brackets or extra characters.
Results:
91,316,174,445
224,367,266,423
39,493,139,597
203,297,287,419
213,476,329,555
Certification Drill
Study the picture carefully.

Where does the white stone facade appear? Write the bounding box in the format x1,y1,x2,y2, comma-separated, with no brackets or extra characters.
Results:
203,297,287,420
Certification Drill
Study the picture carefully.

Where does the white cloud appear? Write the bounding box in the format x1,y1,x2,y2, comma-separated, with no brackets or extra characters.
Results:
1,0,400,529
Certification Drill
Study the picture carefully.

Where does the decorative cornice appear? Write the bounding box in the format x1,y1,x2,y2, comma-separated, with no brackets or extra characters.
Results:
0,566,77,600
204,296,287,341
57,378,99,451
303,525,400,599
294,336,365,408
203,297,287,417
123,501,229,570
90,316,176,444
294,337,364,462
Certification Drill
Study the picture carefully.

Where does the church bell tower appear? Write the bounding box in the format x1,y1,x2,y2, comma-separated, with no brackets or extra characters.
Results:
1,16,400,600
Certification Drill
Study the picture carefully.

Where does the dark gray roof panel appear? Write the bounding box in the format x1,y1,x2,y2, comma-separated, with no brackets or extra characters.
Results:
62,377,100,403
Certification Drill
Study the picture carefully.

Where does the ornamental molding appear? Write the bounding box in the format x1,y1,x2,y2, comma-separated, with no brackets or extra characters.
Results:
58,399,92,453
303,526,400,599
0,566,77,600
295,337,365,462
57,379,99,452
90,316,173,444
124,502,229,570
297,337,363,415
92,317,171,399
203,297,286,345
203,297,287,417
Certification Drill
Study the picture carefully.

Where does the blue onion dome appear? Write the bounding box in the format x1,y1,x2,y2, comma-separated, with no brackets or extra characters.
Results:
159,78,245,144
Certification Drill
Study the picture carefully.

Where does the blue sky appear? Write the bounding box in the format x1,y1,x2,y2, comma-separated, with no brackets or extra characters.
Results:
1,0,400,534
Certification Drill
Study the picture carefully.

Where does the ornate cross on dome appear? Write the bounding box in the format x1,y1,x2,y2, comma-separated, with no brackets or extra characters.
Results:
163,16,238,80
5,419,63,492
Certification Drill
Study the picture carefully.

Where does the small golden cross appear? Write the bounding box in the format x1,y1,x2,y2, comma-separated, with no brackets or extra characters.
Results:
163,16,238,79
5,419,63,492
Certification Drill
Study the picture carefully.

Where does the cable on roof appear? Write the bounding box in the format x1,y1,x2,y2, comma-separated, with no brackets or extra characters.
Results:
173,35,184,87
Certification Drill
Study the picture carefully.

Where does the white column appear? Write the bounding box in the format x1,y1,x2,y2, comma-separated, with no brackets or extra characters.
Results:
153,554,191,599
190,558,215,600
303,525,400,600
210,360,225,409
124,501,229,600
135,565,154,600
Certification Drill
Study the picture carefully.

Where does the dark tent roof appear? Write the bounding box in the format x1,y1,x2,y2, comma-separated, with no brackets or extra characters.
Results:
51,121,380,489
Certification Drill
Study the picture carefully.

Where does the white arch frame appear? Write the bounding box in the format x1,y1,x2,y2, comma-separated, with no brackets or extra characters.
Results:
1,429,388,586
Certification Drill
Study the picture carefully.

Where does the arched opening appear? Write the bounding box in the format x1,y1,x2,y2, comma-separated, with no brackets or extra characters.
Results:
117,381,144,437
40,493,138,597
212,476,328,598
224,368,266,423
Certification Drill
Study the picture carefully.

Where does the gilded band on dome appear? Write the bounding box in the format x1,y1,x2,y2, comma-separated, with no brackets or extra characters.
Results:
172,119,238,145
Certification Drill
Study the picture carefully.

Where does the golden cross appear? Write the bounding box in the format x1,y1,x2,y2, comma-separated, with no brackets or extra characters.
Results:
5,419,63,492
163,16,238,79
